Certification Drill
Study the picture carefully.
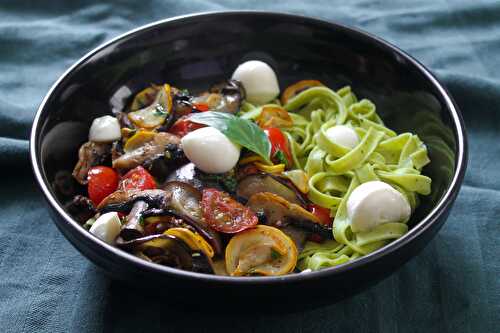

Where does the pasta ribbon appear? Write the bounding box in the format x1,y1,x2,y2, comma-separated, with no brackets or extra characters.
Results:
246,85,432,270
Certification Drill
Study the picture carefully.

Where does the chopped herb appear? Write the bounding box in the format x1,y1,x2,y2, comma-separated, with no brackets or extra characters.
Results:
273,150,289,167
270,248,282,260
138,216,145,226
198,169,238,193
154,104,167,116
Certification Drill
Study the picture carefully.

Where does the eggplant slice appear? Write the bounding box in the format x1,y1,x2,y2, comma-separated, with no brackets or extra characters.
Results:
236,173,307,206
246,192,332,239
116,234,214,274
97,185,222,254
162,181,223,255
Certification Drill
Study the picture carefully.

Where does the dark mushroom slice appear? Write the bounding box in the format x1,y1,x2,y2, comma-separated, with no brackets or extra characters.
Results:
72,141,111,185
145,143,188,182
162,181,223,255
116,234,214,274
236,173,307,206
208,79,245,114
165,163,232,193
170,87,193,118
121,200,148,240
97,189,170,212
97,189,171,241
162,181,202,221
65,195,96,223
190,79,245,114
246,192,332,239
112,132,181,171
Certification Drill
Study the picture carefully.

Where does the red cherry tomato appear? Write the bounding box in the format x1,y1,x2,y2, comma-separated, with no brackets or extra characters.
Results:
308,204,332,226
87,166,119,205
168,115,205,137
201,188,258,233
118,166,156,191
264,127,292,166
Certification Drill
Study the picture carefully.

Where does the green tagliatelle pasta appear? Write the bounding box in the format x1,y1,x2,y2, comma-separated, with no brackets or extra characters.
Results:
241,85,432,271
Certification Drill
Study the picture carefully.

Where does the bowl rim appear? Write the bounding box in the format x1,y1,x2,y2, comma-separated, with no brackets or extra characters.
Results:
30,10,468,285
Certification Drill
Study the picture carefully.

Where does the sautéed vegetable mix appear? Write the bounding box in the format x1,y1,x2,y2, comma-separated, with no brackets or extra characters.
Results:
63,60,431,276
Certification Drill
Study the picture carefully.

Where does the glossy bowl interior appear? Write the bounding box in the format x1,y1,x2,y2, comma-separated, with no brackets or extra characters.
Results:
30,11,467,307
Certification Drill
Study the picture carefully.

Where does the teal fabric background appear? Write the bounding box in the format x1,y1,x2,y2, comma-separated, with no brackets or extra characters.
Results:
0,1,498,332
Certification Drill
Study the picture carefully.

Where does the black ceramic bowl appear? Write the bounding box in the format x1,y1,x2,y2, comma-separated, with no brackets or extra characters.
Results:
30,11,467,307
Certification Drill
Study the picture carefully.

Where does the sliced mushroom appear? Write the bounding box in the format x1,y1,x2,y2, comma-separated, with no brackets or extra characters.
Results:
97,189,170,212
97,189,171,240
162,181,222,255
246,192,332,238
162,181,202,221
112,132,181,171
191,79,245,114
117,234,213,274
171,87,195,118
72,141,111,185
121,200,148,240
236,173,307,206
145,144,187,182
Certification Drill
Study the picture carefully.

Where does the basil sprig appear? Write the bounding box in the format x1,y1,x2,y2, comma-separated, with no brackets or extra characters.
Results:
190,112,271,163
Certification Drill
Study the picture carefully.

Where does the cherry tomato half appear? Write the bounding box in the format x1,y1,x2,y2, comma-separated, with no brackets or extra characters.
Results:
264,127,292,166
201,188,258,233
168,115,205,137
307,204,332,226
118,166,156,191
87,166,119,206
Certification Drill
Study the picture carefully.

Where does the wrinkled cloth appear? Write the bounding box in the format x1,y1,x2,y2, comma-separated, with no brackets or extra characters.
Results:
0,1,498,332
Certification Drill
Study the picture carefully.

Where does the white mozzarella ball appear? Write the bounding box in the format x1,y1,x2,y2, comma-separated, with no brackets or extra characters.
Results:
89,115,121,142
181,127,241,174
325,125,359,149
89,212,122,244
231,60,280,105
347,181,411,232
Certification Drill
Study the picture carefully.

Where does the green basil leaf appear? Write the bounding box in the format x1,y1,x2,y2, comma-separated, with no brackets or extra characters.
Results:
190,112,271,163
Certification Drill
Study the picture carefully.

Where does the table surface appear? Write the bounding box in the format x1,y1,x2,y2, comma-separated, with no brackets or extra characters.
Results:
0,1,498,332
